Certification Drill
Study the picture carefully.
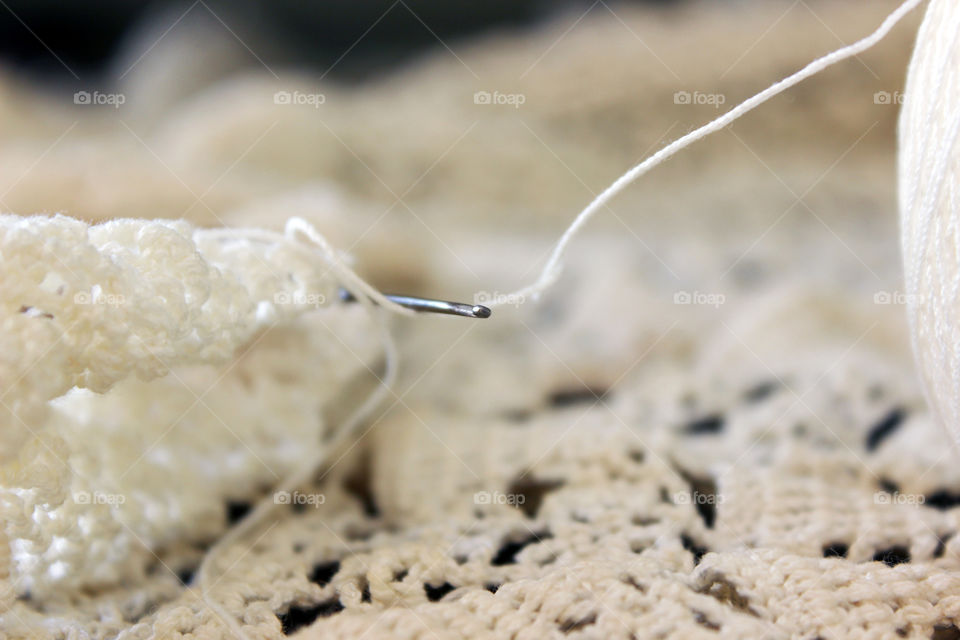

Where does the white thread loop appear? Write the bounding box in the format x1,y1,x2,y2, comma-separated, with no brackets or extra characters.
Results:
285,217,415,316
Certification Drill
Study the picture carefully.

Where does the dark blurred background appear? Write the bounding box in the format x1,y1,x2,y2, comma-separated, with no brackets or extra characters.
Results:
0,0,679,84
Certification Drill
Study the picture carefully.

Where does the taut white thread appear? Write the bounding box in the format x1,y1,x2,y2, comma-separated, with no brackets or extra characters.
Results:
496,0,923,306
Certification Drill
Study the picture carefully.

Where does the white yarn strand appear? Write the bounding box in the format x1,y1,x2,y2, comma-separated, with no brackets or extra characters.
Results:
197,298,400,640
285,217,415,317
499,0,924,306
187,218,407,638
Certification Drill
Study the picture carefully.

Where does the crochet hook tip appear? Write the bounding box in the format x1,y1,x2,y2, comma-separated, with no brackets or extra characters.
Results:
337,288,492,319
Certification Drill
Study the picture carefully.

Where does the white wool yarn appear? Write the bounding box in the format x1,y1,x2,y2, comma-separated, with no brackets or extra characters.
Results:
899,0,960,446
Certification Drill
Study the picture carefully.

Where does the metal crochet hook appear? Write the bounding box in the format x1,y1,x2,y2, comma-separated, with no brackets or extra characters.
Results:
337,287,491,319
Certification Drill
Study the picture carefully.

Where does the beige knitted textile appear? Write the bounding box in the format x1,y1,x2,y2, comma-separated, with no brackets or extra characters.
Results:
2,1,957,639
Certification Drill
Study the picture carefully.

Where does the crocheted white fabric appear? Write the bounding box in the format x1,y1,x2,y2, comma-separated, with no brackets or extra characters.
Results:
0,215,385,601
3,1,957,639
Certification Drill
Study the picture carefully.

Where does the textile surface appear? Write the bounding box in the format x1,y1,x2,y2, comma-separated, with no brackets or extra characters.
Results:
1,2,954,639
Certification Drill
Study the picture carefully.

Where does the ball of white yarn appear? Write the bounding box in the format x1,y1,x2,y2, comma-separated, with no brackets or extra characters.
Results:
899,0,960,443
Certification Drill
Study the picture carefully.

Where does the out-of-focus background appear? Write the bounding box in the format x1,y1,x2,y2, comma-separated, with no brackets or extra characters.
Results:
0,1,676,82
